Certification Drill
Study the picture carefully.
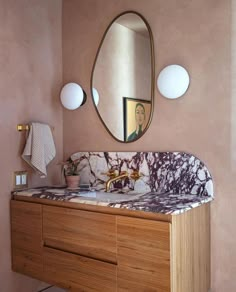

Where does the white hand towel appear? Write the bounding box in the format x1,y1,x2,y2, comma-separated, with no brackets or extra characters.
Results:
22,122,56,177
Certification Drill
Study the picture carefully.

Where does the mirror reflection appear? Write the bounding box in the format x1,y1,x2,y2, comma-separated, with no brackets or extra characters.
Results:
92,12,154,142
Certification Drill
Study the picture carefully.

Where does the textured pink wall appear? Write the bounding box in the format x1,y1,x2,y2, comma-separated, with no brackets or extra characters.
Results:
0,0,63,291
63,0,235,291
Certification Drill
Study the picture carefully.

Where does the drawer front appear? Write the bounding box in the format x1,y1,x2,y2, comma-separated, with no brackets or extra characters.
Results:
117,216,171,292
11,200,43,278
43,206,117,263
44,247,117,291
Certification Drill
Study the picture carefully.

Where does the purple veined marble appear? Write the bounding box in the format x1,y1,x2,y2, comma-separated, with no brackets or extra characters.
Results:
13,151,214,215
70,151,214,198
13,187,213,215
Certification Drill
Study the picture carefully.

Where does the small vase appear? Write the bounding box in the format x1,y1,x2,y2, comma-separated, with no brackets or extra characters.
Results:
66,175,80,189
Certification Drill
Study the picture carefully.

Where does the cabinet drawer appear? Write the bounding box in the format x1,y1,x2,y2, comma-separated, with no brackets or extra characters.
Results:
11,200,43,278
44,247,117,291
43,206,117,263
117,216,171,292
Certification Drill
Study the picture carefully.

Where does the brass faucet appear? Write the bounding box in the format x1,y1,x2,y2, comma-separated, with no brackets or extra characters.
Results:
105,171,128,192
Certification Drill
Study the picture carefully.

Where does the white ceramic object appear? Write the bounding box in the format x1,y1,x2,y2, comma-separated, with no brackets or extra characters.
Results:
76,190,142,203
157,65,190,99
60,83,85,110
92,88,99,106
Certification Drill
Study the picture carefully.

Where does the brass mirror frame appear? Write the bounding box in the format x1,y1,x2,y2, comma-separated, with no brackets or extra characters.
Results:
91,11,155,143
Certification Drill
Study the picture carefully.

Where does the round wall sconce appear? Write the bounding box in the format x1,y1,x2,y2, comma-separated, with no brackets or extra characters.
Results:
60,83,87,110
92,88,99,106
157,65,190,99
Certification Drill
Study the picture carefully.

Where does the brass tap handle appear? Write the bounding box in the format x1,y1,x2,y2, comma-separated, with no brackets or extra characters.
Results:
101,169,117,179
130,170,142,181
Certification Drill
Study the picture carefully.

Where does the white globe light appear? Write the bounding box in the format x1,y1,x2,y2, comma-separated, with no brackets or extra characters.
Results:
60,83,85,110
92,88,99,106
157,65,190,99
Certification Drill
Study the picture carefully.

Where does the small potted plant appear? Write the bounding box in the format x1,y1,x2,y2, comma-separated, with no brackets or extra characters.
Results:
60,158,81,189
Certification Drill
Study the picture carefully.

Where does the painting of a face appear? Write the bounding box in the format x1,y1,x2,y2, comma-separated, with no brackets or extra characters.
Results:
123,97,151,142
135,104,145,126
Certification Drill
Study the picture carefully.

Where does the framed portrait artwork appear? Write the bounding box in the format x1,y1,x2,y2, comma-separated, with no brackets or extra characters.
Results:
123,97,151,142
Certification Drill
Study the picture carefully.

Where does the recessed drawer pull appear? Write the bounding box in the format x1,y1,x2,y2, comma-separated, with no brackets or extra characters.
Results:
43,244,117,266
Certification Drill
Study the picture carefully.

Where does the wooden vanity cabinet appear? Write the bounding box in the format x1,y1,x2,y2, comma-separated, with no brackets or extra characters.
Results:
11,199,210,292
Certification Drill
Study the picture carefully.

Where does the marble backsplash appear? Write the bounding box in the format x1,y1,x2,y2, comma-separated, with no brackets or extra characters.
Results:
70,151,214,197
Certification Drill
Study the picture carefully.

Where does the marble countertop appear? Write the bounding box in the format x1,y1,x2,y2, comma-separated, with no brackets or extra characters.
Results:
12,186,213,215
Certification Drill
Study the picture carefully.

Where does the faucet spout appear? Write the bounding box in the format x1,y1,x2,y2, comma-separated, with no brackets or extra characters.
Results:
105,171,128,192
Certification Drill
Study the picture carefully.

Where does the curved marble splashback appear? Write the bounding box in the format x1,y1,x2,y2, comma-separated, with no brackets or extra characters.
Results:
70,151,214,197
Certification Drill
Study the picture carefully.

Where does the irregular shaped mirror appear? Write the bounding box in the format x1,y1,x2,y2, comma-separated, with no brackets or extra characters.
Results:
91,12,154,142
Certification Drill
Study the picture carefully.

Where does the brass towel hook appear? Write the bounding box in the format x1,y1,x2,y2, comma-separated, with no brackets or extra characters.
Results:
17,124,54,132
17,124,30,131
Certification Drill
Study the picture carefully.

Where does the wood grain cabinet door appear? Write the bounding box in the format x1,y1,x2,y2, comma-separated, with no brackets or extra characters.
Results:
11,200,43,279
117,216,171,292
43,206,117,263
44,247,117,292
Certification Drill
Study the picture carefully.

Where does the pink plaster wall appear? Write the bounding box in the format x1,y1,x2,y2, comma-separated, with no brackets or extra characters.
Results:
0,0,63,291
63,0,235,291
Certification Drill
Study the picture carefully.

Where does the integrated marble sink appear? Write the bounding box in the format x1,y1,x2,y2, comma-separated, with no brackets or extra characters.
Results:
71,190,142,203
